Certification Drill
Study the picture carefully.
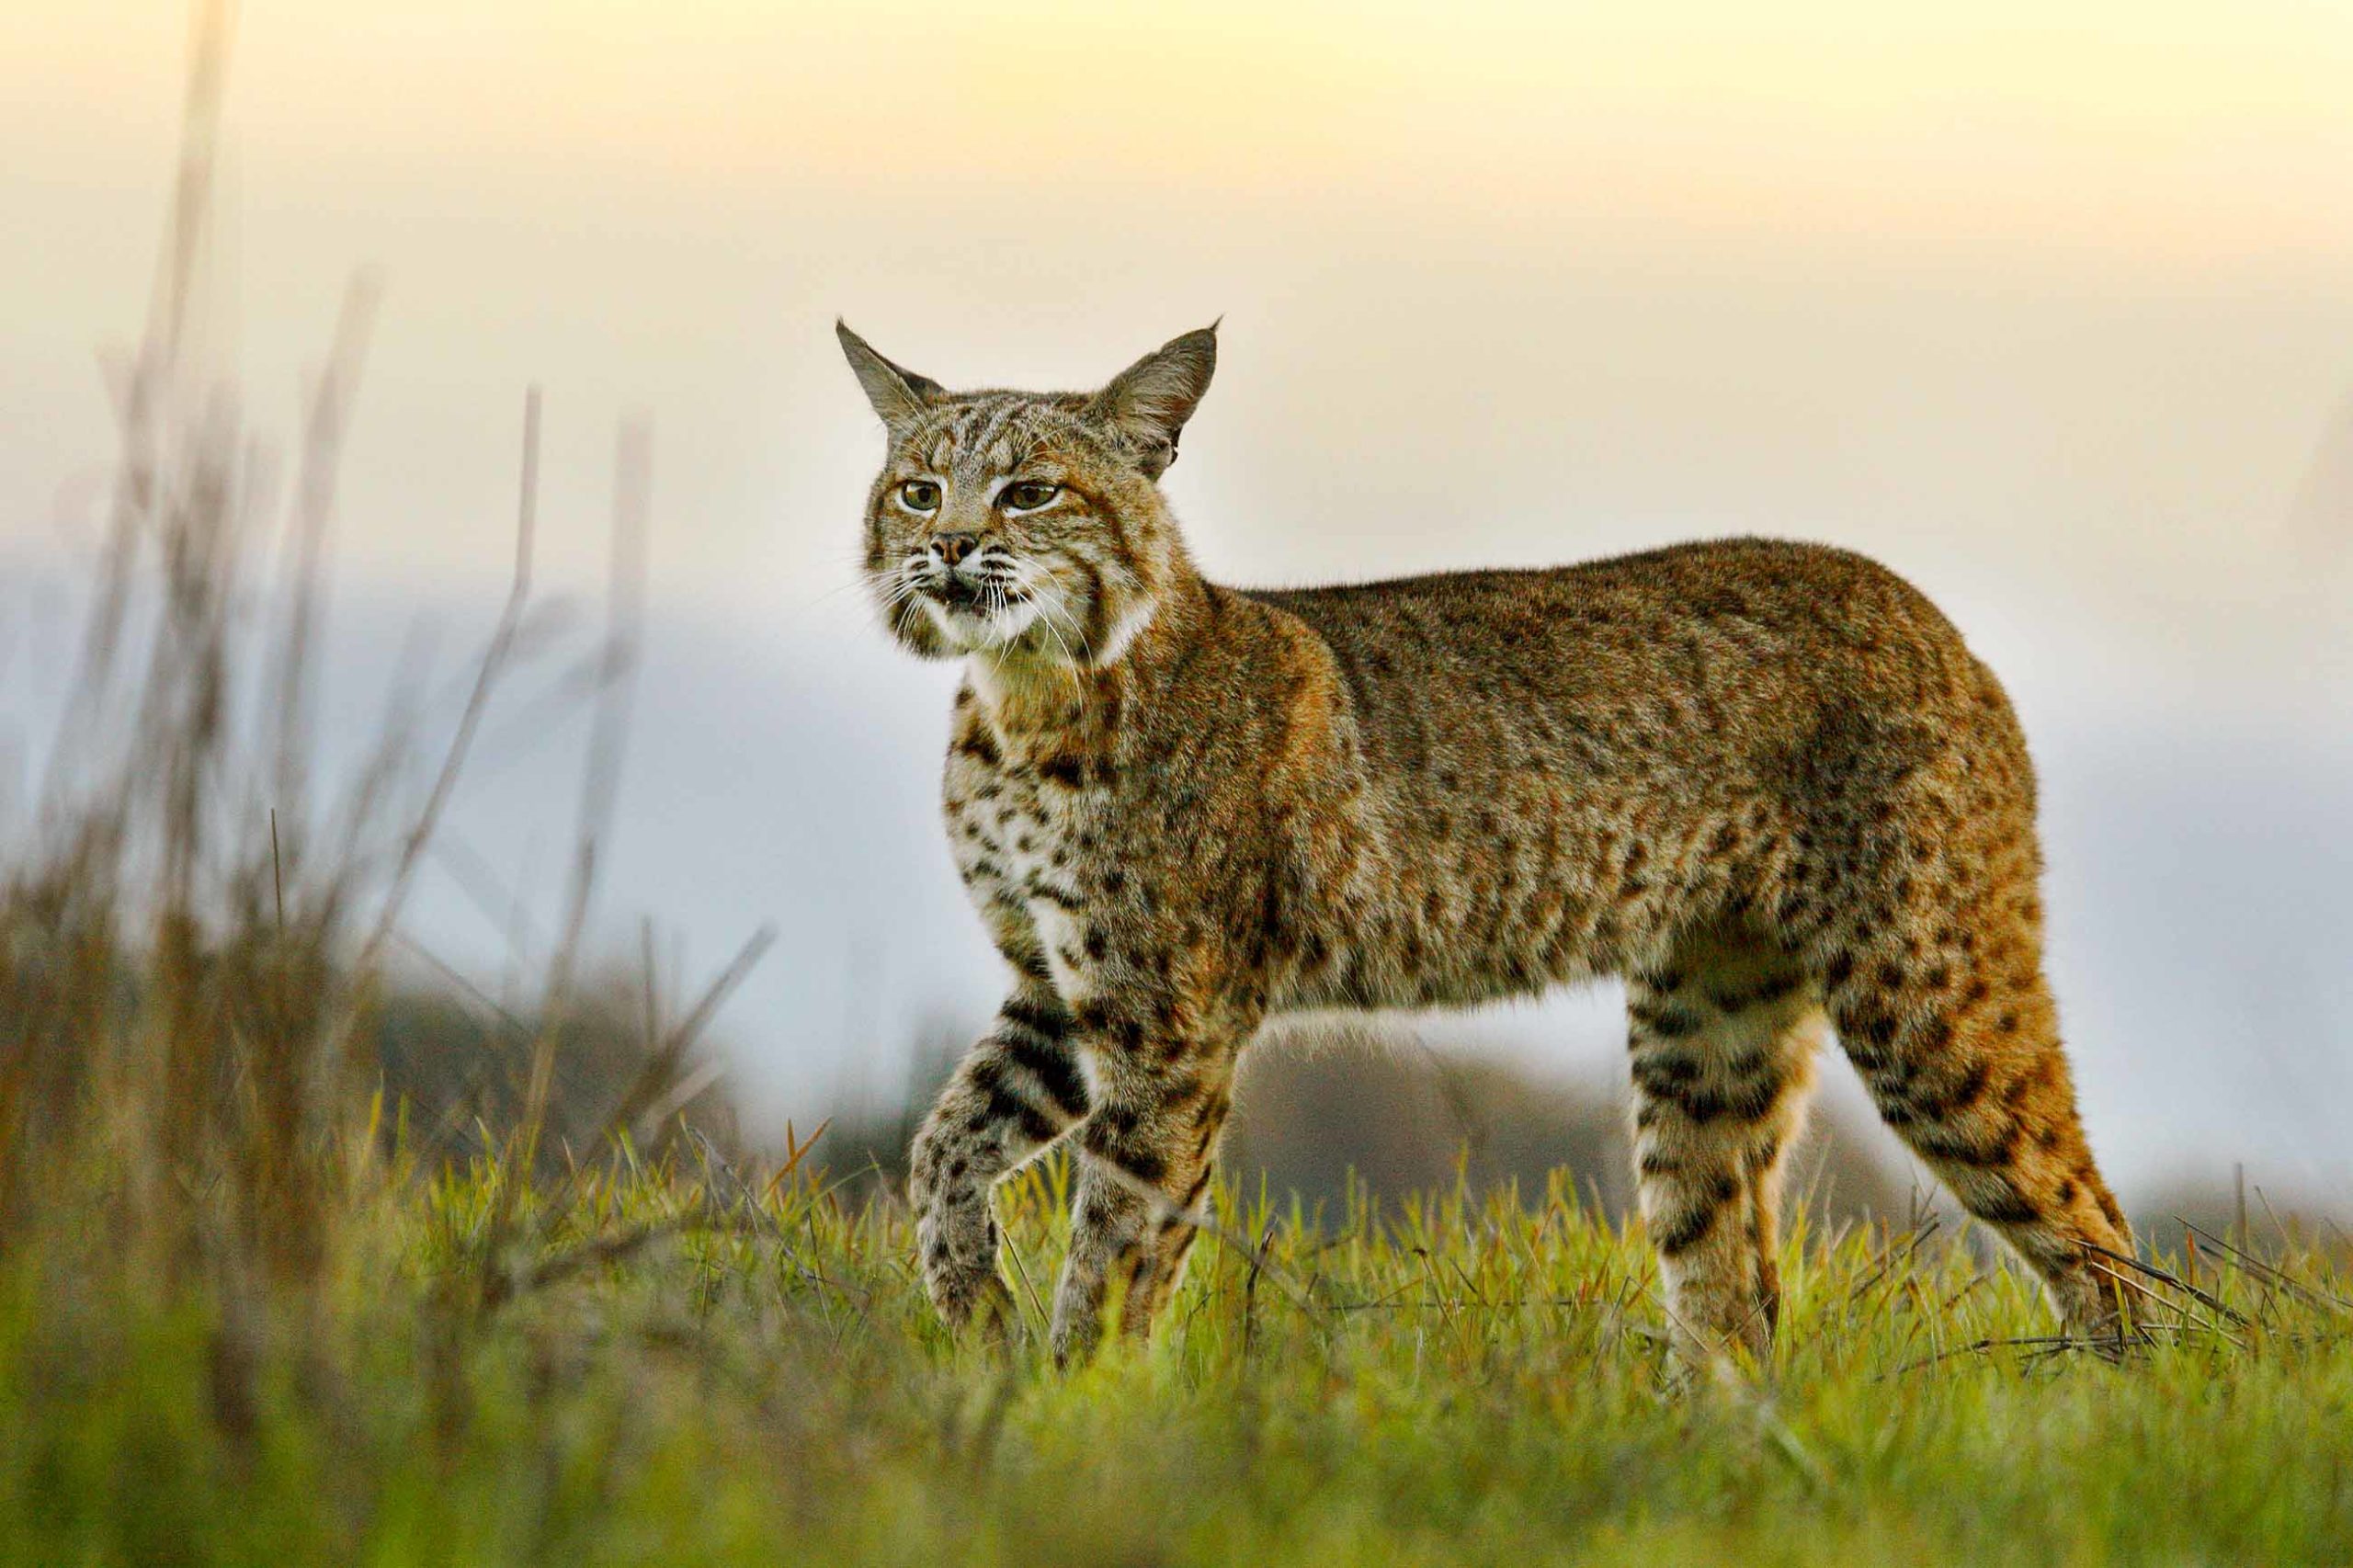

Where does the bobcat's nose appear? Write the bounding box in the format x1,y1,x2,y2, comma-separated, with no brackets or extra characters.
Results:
929,532,980,568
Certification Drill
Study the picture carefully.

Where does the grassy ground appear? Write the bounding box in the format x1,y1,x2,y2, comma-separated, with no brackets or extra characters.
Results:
3,1144,2346,1567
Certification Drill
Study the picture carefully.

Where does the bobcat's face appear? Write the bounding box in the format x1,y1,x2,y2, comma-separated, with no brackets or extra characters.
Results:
840,324,1216,667
860,398,1150,663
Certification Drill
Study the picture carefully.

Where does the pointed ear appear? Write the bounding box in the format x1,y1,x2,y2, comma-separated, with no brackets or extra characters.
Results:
836,320,943,432
1086,324,1218,478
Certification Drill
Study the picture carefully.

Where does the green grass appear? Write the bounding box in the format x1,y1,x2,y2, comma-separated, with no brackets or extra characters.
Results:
3,1148,2345,1567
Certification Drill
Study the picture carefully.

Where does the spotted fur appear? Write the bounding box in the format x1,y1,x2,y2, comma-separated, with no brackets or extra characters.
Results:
841,321,2133,1367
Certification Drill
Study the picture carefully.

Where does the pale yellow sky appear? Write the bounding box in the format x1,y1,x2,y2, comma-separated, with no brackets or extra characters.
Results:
13,1,2353,252
5,0,2350,614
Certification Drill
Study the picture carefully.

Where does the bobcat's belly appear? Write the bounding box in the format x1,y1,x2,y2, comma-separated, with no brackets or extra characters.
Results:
1268,880,1622,1015
1267,786,1725,1013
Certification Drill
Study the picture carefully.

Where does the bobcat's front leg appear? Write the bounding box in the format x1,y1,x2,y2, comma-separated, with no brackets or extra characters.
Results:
1050,1019,1239,1364
908,990,1090,1331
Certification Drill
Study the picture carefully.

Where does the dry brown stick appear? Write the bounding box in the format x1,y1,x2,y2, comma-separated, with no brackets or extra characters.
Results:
42,0,234,802
2255,1185,2296,1254
498,421,649,1267
2084,1259,2241,1349
2181,1221,2353,1317
266,270,381,824
387,930,540,1157
479,1216,680,1311
2078,1239,2251,1328
1878,1335,2080,1381
357,388,540,978
608,926,777,1142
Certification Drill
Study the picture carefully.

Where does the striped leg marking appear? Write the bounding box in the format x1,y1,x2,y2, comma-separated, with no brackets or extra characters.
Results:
1824,939,2134,1345
1629,927,1824,1367
909,991,1091,1330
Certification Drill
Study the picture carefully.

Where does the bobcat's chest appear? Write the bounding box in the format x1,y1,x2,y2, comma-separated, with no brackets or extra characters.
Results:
941,719,1103,1000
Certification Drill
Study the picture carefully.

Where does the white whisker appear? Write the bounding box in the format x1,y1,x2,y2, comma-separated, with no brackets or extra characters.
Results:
1024,571,1097,665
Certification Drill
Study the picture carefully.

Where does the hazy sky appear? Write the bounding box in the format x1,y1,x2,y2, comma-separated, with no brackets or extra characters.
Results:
4,2,2350,1198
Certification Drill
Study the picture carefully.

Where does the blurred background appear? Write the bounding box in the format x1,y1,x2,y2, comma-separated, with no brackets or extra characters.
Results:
4,1,2349,1227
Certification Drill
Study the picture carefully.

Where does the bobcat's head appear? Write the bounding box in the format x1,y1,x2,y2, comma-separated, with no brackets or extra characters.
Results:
838,323,1216,668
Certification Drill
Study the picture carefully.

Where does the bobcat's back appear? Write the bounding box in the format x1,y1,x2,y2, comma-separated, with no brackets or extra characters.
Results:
1245,536,1992,814
1239,537,2027,1012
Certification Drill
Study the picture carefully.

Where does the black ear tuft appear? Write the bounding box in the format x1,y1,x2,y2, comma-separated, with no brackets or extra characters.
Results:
1086,324,1219,479
836,321,944,433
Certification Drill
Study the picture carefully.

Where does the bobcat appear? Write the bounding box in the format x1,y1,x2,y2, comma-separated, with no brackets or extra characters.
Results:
838,320,2133,1367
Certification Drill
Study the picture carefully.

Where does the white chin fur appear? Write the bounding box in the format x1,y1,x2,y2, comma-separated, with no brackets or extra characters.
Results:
922,597,1042,653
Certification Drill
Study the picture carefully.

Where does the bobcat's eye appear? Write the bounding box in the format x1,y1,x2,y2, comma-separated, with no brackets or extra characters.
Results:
1000,481,1059,513
898,480,941,512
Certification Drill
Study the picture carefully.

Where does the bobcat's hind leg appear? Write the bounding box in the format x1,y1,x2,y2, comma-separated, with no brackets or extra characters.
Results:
1628,921,1824,1368
1818,895,2134,1346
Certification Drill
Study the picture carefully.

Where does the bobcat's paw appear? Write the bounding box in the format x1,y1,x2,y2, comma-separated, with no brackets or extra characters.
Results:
913,1189,1011,1335
921,1230,1013,1331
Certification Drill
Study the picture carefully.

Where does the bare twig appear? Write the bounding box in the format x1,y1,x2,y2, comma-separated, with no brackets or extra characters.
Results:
357,387,540,978
2077,1240,2251,1329
1879,1335,2084,1381
479,1217,681,1311
607,926,776,1142
2181,1221,2353,1317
